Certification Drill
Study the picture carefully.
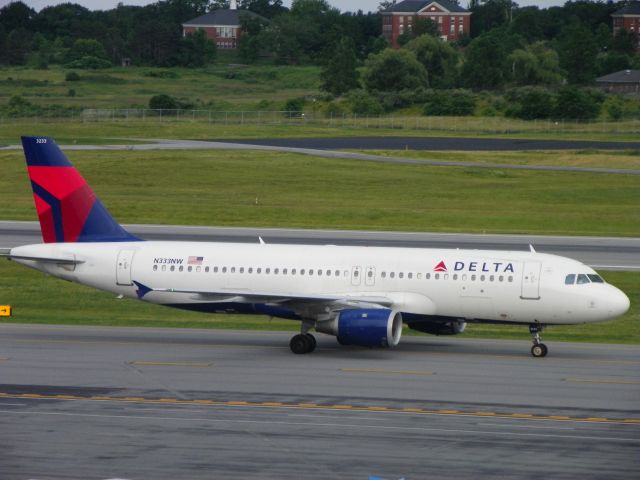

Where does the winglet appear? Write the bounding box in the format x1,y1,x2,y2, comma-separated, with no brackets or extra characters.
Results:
133,281,153,299
529,244,536,253
259,236,266,245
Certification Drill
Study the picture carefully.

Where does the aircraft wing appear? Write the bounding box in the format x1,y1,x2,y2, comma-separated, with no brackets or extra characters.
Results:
134,281,393,309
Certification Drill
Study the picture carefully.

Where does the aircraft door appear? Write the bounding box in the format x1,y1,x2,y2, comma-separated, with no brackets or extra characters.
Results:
351,266,362,286
116,249,135,286
365,266,376,286
521,261,541,300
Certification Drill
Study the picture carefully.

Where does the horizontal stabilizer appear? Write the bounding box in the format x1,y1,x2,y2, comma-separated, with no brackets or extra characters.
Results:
0,248,81,265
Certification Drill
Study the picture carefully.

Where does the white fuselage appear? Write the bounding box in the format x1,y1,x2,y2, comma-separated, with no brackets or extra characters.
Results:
11,241,630,326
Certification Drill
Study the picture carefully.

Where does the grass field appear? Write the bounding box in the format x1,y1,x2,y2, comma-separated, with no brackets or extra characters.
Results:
0,65,321,110
1,149,639,236
357,149,640,170
0,260,637,344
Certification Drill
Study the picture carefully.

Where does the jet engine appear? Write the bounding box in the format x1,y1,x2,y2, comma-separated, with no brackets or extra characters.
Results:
408,319,466,336
316,309,403,348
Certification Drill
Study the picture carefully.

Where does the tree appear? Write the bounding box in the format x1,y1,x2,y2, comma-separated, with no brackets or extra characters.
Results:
176,28,216,67
320,36,359,96
0,1,35,31
362,48,428,92
508,42,562,86
462,29,510,89
554,86,603,120
557,20,597,84
240,0,286,18
68,38,108,62
405,34,459,88
238,13,269,63
6,28,31,65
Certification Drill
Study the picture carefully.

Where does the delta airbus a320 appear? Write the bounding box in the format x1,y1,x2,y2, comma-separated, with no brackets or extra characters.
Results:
1,137,630,357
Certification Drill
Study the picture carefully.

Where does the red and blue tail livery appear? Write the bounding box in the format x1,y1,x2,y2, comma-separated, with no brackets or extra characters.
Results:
21,136,139,243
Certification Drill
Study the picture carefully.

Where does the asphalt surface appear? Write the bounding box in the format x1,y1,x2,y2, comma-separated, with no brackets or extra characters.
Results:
0,324,638,479
2,221,639,271
226,136,640,151
3,138,639,175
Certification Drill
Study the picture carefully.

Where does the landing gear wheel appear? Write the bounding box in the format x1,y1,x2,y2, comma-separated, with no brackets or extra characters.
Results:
305,333,317,352
529,323,548,358
290,334,313,354
531,343,548,358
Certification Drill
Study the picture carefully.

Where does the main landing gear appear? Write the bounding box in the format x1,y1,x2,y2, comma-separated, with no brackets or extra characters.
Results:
290,333,316,354
529,323,548,358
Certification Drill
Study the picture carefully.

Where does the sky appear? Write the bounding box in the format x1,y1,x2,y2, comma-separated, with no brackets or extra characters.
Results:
9,1,568,14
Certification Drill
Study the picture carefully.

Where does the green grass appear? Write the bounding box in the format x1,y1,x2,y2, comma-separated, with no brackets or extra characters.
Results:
0,65,321,110
0,260,637,344
1,149,639,236
355,149,640,170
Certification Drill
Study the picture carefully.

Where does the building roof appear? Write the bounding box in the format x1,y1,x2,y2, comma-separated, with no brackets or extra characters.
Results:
384,1,469,14
183,9,263,27
596,70,640,84
612,2,640,16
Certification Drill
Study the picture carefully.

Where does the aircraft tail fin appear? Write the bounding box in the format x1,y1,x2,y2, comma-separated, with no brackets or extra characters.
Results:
20,136,140,243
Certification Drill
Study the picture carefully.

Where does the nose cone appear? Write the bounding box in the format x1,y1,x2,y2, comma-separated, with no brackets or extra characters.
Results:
607,286,630,319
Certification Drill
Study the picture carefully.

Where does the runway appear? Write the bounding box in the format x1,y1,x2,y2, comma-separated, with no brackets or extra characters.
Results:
2,220,639,271
0,324,638,479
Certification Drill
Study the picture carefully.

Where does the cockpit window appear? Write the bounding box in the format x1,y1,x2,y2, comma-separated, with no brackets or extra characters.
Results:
587,274,604,283
565,274,576,285
576,274,590,284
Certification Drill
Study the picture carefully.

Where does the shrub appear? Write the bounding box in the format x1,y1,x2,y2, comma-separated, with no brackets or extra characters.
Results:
554,87,603,120
149,94,178,110
67,89,76,97
423,90,476,116
284,97,306,112
65,71,81,81
347,90,384,115
65,56,111,69
504,87,555,120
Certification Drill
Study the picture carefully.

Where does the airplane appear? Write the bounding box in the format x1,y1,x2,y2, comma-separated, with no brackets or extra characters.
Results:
1,137,630,357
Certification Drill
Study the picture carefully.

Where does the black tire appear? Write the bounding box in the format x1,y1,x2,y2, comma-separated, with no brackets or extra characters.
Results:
531,343,548,358
305,333,317,352
290,334,311,354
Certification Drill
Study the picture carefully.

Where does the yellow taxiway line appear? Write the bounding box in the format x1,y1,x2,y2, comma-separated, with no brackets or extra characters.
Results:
0,391,638,425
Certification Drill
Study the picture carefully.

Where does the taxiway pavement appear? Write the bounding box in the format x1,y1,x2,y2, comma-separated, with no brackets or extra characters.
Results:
2,221,639,271
0,325,638,479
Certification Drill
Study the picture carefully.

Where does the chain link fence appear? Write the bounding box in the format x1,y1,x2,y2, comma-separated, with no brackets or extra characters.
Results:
3,109,640,135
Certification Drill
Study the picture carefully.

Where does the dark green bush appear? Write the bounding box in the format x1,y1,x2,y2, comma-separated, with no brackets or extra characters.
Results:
65,55,111,69
65,71,81,81
423,90,476,116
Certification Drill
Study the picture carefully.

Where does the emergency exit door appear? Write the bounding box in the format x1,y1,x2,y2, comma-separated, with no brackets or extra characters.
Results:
521,261,541,300
116,249,135,286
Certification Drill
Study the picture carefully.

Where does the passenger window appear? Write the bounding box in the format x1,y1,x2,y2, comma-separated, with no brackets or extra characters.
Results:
196,266,201,273
266,268,270,274
367,271,372,278
326,269,331,276
169,265,174,272
480,275,485,281
292,269,296,275
318,269,322,276
508,276,513,282
353,270,357,277
309,269,313,276
214,266,218,273
179,266,184,272
153,265,158,271
188,266,193,272
390,272,395,279
565,274,576,285
381,272,386,278
587,274,604,283
205,266,209,273
248,267,253,274
453,274,458,280
471,274,476,281
489,275,494,282
335,270,340,277
577,274,590,284
399,272,404,279
498,275,503,282
435,273,440,280
257,268,261,274
222,267,227,273
408,272,413,279
275,268,279,275
426,273,431,280
301,269,305,275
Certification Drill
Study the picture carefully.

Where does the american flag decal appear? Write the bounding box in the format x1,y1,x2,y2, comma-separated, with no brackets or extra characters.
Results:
188,256,204,265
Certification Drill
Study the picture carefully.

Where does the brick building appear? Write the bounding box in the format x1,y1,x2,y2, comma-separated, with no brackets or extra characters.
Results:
612,1,640,50
382,0,471,48
182,0,263,50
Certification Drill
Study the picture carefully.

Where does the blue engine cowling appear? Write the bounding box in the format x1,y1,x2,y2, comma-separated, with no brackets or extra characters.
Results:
317,309,403,348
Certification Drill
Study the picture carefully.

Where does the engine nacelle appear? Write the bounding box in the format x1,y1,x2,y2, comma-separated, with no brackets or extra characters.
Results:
408,319,466,336
316,309,403,348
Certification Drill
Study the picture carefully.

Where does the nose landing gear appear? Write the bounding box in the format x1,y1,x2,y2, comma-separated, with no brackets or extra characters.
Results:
529,323,548,358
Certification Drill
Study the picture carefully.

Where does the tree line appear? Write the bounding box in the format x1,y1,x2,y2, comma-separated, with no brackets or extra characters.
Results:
1,0,639,120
